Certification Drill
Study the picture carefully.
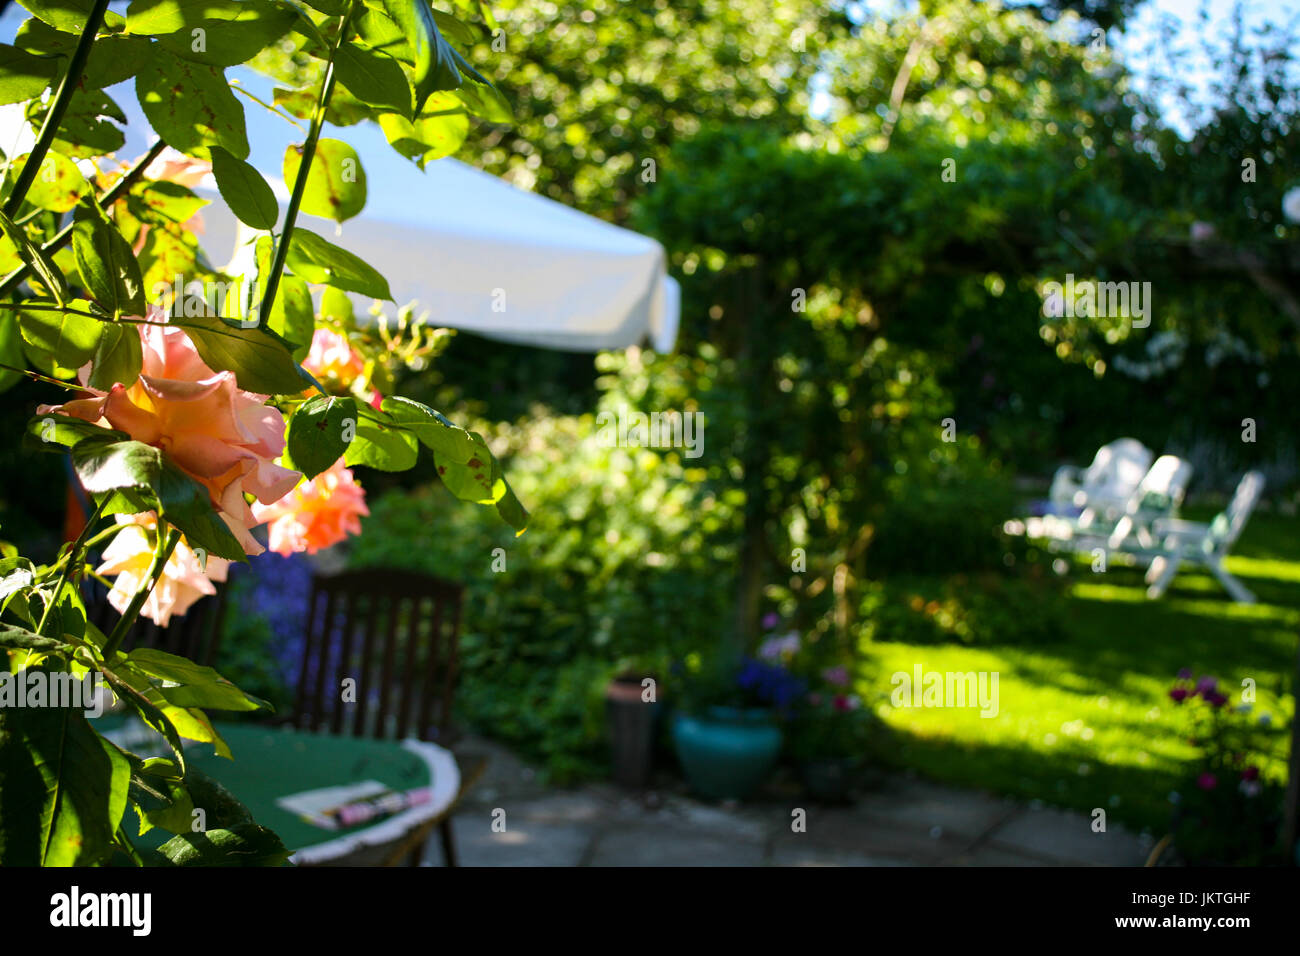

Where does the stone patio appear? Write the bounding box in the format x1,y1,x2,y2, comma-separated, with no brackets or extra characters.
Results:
421,735,1154,866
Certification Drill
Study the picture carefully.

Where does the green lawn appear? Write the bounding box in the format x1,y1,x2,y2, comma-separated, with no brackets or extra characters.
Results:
856,507,1299,835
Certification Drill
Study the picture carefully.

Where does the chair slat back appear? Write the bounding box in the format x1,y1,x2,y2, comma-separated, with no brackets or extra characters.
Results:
83,580,228,667
1132,455,1194,513
1086,438,1153,498
294,569,463,743
1211,471,1265,552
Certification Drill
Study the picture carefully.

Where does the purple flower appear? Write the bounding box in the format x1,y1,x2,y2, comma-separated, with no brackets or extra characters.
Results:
1203,691,1228,708
1176,668,1193,680
1169,687,1189,703
761,612,780,631
1196,773,1218,791
757,633,800,661
822,666,850,688
1194,676,1218,696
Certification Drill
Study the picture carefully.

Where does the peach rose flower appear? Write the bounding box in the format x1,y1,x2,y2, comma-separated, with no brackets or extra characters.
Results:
252,458,369,556
97,513,230,627
302,328,366,389
143,146,213,190
39,312,300,555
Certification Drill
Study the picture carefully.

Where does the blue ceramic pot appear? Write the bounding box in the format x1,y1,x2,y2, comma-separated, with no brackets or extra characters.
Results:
671,706,783,800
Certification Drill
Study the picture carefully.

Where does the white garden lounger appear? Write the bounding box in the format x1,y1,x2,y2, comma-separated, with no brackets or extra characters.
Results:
1050,438,1153,524
1105,454,1196,550
1141,471,1266,603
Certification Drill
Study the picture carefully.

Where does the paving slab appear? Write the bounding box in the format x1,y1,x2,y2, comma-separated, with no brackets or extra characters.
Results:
776,809,972,864
983,807,1147,866
770,842,914,867
432,814,594,867
589,824,765,867
854,779,1020,840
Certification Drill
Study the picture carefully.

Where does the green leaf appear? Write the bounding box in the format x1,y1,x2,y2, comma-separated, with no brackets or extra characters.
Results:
71,203,146,316
127,647,269,711
0,43,58,105
154,457,247,561
0,622,69,654
157,824,291,866
319,285,353,324
99,663,188,772
18,306,102,367
71,436,160,495
0,209,69,304
435,431,502,503
14,0,127,34
269,275,314,361
21,149,90,212
454,78,511,124
209,145,278,230
0,692,130,866
377,92,469,168
136,49,249,158
25,86,127,160
172,313,310,394
495,477,528,534
14,19,148,87
381,396,478,462
287,394,356,479
286,228,392,300
379,0,462,113
284,138,366,223
344,415,418,471
86,320,144,390
333,40,413,118
155,0,297,66
0,312,24,392
24,412,122,452
125,0,246,35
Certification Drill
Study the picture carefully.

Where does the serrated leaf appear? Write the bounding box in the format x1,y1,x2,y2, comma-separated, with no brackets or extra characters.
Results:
136,49,249,158
377,93,469,168
210,145,278,230
21,149,90,212
128,647,268,711
381,395,477,462
286,228,391,300
125,0,246,35
172,313,310,395
287,394,356,479
17,306,102,368
344,416,417,471
333,39,413,118
283,138,365,223
0,43,58,105
71,204,146,316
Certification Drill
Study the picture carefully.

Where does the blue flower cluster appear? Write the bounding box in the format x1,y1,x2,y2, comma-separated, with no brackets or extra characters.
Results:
231,551,314,685
736,657,807,712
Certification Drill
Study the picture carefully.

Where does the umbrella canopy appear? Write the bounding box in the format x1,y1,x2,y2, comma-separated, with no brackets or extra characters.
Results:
199,158,679,353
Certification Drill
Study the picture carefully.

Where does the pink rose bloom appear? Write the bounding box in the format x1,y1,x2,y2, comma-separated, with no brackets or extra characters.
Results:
253,458,369,556
144,146,213,190
302,328,366,389
39,313,300,555
97,513,229,627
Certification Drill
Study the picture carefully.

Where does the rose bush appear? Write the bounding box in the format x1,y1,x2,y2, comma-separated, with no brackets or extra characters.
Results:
0,0,525,867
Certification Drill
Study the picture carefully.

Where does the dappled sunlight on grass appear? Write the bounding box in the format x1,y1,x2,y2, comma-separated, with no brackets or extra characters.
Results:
856,513,1300,833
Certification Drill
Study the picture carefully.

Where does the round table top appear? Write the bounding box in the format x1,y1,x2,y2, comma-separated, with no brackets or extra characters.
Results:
100,717,460,864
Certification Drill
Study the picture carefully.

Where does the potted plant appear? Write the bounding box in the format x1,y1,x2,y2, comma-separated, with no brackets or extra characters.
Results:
670,620,806,800
786,668,873,803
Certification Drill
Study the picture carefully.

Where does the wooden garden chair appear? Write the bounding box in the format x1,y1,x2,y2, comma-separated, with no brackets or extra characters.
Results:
289,568,486,866
1049,437,1153,522
84,579,228,667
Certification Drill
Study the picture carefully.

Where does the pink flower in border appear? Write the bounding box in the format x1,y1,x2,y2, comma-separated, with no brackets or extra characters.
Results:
252,458,369,556
822,666,850,688
1169,687,1189,703
1196,772,1218,791
38,313,300,555
97,513,229,627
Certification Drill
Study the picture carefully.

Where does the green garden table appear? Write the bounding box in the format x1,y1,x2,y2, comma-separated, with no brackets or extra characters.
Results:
99,717,461,865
